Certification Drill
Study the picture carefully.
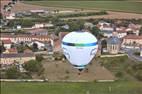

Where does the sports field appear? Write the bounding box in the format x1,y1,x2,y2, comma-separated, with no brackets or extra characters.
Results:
24,1,142,13
1,81,142,94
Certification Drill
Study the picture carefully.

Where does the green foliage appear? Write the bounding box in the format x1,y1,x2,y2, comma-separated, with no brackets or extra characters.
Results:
0,42,6,53
134,52,140,56
5,66,21,79
67,20,85,31
32,43,38,52
16,42,26,53
127,63,142,81
1,81,142,94
101,39,107,48
36,55,44,62
90,26,103,39
139,27,142,35
7,19,34,28
23,60,43,74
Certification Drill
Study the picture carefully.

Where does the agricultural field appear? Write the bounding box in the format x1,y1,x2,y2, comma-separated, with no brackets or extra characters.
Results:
24,1,142,13
1,81,142,94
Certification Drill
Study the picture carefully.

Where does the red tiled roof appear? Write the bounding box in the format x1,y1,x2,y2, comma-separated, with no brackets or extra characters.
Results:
8,48,17,53
59,32,69,40
124,35,142,39
0,53,35,58
117,30,127,33
2,39,12,44
28,29,47,33
1,34,50,39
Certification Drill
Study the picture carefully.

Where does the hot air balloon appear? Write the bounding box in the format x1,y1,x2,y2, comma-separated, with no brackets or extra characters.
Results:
61,31,98,71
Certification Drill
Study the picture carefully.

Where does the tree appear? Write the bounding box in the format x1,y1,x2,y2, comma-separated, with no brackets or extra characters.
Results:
135,70,142,81
0,42,6,54
23,60,42,73
17,42,25,53
90,26,102,39
6,66,21,79
139,27,142,35
32,43,38,52
3,5,8,10
36,55,44,62
67,20,85,31
0,13,3,19
101,39,107,48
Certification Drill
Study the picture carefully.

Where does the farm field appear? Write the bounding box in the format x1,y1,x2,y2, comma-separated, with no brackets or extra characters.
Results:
1,81,142,94
24,1,142,13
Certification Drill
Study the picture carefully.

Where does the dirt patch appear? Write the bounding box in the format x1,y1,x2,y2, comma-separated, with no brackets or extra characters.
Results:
42,59,115,81
1,1,142,19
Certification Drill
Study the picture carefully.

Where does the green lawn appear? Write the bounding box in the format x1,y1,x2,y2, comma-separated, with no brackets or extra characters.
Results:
1,81,142,94
24,1,142,13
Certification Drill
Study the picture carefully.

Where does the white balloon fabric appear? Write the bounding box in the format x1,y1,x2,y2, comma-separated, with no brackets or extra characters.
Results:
61,31,98,69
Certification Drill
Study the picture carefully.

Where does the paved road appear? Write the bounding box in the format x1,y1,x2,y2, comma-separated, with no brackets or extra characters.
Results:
122,48,142,62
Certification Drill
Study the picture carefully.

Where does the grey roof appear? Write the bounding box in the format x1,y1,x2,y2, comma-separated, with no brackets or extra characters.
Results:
107,36,121,45
0,53,35,58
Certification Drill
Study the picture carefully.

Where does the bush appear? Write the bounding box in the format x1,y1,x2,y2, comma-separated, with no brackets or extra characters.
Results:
115,71,123,78
134,52,140,56
36,55,44,62
23,60,42,73
135,70,142,81
5,66,21,79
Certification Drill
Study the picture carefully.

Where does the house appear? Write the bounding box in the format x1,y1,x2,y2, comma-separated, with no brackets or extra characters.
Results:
28,40,46,50
3,48,18,54
84,22,94,29
2,39,12,49
122,35,142,47
128,23,141,35
27,29,48,35
98,21,110,26
32,23,54,29
0,34,51,43
116,30,127,38
30,10,45,13
100,24,114,31
5,13,15,20
44,23,54,28
32,23,44,29
107,36,121,54
103,30,113,38
0,53,35,65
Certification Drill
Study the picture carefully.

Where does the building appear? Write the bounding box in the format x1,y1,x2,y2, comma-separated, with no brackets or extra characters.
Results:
5,13,15,20
28,40,46,50
0,53,35,65
116,30,127,38
32,23,54,29
122,35,142,47
103,30,113,38
30,10,45,13
0,34,51,43
107,36,121,54
3,48,18,54
2,39,12,49
27,29,48,35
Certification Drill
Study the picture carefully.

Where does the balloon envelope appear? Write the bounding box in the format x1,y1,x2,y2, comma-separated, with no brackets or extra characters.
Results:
61,31,98,69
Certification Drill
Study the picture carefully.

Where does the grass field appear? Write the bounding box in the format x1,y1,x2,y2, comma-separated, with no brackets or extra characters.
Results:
24,1,142,13
1,81,142,94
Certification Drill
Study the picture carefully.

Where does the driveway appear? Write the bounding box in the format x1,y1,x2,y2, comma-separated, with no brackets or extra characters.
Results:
122,47,142,62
